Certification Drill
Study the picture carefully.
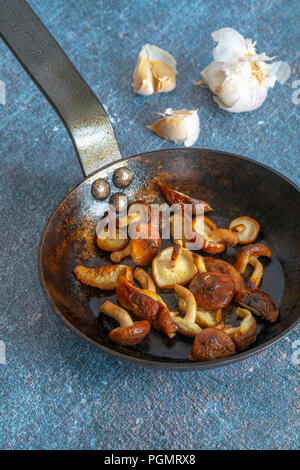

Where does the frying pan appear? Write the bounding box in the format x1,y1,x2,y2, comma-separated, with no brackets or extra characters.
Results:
1,0,299,370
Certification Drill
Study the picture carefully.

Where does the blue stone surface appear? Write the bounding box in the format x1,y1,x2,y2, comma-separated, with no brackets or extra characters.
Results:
0,0,299,450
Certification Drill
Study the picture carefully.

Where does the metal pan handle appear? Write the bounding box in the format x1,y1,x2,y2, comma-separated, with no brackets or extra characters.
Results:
0,0,122,177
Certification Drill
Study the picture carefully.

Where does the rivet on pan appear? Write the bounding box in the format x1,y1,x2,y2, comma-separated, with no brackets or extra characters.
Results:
91,178,110,200
110,192,128,214
113,167,133,189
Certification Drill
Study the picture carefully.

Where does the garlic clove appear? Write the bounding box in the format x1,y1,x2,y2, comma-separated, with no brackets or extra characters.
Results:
148,109,200,147
212,27,248,63
133,53,155,96
200,28,290,113
133,44,177,95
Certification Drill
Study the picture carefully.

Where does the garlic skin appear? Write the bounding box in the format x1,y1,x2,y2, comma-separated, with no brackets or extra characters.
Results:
148,109,200,147
201,28,291,113
133,44,177,96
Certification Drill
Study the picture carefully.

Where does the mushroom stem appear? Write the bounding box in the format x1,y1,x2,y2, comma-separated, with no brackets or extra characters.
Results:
174,284,196,323
134,268,156,293
110,244,131,263
231,224,245,233
178,298,222,328
209,228,239,247
170,240,183,268
222,307,257,351
172,285,201,338
248,256,263,289
100,300,133,328
193,253,206,273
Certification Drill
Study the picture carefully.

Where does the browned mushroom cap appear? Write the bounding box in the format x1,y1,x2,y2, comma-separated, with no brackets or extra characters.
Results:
172,285,201,337
189,272,236,310
192,216,226,254
133,268,156,293
157,181,212,214
204,257,245,292
74,264,133,290
116,275,177,338
235,287,279,323
96,227,129,252
100,300,150,346
223,307,257,351
129,222,161,266
229,216,260,245
109,321,150,345
235,243,272,273
188,328,236,361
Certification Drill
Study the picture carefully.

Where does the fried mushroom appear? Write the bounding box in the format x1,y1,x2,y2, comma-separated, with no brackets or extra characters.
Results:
208,228,239,247
229,216,260,245
223,307,257,351
157,181,212,214
189,272,236,310
172,285,201,337
235,287,279,323
188,328,236,361
96,227,129,252
235,242,272,288
116,275,177,338
192,216,226,254
100,300,150,345
204,257,245,292
74,264,133,290
129,222,161,266
178,298,222,328
235,243,272,274
133,268,156,293
110,245,131,263
152,245,198,289
111,221,161,266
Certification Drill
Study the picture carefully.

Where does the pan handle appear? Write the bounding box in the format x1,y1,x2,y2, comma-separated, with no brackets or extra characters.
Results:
0,0,122,177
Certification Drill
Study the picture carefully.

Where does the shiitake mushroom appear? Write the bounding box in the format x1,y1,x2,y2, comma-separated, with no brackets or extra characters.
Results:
189,272,236,310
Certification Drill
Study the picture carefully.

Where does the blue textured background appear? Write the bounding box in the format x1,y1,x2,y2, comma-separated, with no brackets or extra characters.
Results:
0,0,299,450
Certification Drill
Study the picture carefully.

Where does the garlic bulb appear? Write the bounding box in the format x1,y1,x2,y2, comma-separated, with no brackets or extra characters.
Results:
200,28,291,113
133,44,177,95
148,109,200,147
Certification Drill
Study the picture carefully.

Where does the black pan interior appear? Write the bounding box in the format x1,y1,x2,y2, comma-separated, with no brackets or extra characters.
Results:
39,149,300,369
